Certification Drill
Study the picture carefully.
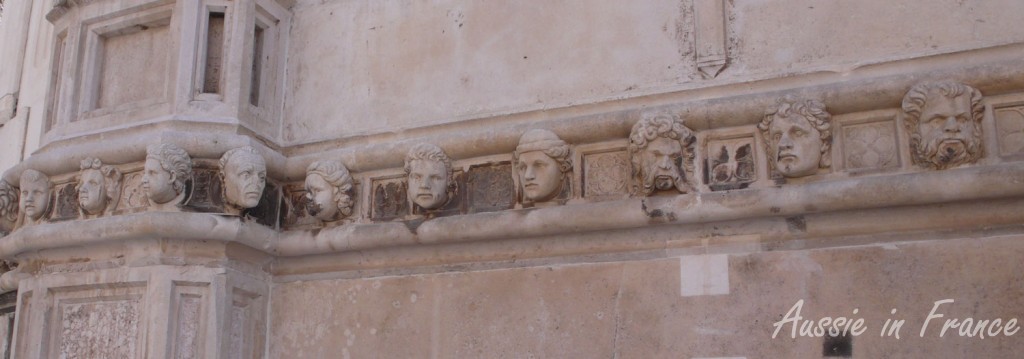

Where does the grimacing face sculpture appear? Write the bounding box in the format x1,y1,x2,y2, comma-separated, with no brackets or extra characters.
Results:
902,81,984,170
143,143,192,206
220,146,267,213
405,143,453,210
514,129,572,204
305,160,354,222
77,157,122,215
758,96,832,178
628,113,696,195
19,169,51,224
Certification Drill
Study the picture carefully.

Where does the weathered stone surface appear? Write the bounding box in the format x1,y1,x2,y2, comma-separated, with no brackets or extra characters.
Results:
59,299,140,358
271,234,1024,358
466,163,514,213
705,137,756,191
583,150,631,199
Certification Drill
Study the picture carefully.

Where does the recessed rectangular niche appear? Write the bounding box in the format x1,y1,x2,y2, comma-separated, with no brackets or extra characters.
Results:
202,11,227,95
249,24,266,107
93,20,171,111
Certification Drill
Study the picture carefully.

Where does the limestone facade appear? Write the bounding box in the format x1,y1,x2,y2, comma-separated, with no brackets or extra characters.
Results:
0,0,1023,357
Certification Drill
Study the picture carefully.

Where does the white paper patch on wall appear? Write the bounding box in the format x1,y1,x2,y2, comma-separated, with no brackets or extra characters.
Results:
679,254,730,297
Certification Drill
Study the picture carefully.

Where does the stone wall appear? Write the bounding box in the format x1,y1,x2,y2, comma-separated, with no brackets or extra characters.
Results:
0,0,1021,358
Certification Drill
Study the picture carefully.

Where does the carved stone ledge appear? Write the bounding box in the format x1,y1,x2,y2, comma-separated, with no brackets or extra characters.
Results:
3,163,1021,262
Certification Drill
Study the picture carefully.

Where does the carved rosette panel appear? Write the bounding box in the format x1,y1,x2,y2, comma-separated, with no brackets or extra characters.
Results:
58,299,140,358
116,171,149,214
583,150,630,199
995,105,1024,157
371,177,408,221
705,137,756,191
467,163,515,213
183,168,224,213
52,183,79,221
842,120,899,171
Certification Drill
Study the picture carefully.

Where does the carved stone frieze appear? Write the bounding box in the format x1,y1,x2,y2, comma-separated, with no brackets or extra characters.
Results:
628,113,697,196
513,129,572,207
304,160,355,223
182,167,225,213
901,81,984,170
467,162,515,213
116,171,149,214
18,169,51,227
404,143,457,212
0,181,18,234
76,157,122,218
371,176,408,221
51,183,78,222
220,147,268,216
705,137,756,191
839,118,900,171
994,104,1024,158
758,96,832,178
583,149,631,199
144,143,193,211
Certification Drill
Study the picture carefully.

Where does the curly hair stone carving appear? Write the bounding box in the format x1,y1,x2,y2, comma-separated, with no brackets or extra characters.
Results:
146,143,192,194
628,113,696,195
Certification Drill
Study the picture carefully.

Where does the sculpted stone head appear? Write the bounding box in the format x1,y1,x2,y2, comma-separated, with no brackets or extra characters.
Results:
220,146,267,214
513,129,572,204
404,143,453,210
77,157,122,216
628,113,696,195
305,160,354,222
902,81,984,170
0,181,18,232
758,96,833,178
143,143,192,207
19,169,51,225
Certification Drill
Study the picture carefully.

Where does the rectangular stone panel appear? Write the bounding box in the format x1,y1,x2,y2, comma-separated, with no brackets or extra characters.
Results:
704,136,756,191
116,170,150,214
171,282,208,359
182,168,224,213
994,105,1024,157
280,184,317,229
246,182,281,229
466,162,515,213
371,176,408,221
582,149,630,199
51,182,79,221
58,298,141,358
95,24,171,110
837,116,900,172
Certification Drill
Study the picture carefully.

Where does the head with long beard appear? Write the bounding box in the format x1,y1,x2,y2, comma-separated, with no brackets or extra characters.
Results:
628,113,696,196
902,81,984,170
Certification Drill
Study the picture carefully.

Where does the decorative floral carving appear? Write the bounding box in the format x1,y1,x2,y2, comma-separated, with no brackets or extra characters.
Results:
706,139,755,191
843,121,898,171
0,181,18,234
584,151,630,198
182,168,224,213
371,178,408,221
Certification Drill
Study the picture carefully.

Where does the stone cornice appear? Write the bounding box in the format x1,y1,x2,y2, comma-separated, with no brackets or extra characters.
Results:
3,163,1021,262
